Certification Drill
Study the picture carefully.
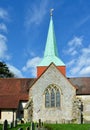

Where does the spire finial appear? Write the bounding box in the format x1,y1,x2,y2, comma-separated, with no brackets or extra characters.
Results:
50,8,54,16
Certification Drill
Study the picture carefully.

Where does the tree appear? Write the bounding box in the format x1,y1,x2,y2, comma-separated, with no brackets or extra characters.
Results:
0,61,14,78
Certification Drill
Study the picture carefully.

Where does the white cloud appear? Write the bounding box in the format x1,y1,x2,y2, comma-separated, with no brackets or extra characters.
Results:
0,23,7,33
65,36,83,56
68,36,83,46
68,48,78,56
24,48,36,58
0,8,9,21
67,44,90,77
67,59,75,67
80,66,90,75
8,64,24,78
25,0,48,27
0,34,10,60
22,57,42,77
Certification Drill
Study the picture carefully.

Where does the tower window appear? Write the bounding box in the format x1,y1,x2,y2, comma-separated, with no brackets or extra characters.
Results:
45,84,61,108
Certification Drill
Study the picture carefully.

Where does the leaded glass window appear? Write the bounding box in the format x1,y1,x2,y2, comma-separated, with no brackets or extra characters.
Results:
56,90,60,107
45,90,50,107
45,84,61,108
51,89,55,107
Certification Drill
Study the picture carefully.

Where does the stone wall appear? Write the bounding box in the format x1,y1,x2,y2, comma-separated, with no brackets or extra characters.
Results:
0,110,16,124
77,95,90,123
29,64,76,123
24,100,33,122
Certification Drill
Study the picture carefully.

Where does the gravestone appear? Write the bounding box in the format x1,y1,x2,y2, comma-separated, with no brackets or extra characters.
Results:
39,119,41,127
30,122,35,130
3,120,8,130
36,123,38,128
14,120,17,127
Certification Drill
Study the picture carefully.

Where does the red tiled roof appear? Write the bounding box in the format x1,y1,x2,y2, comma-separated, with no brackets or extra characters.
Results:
0,95,19,109
0,77,90,109
69,77,90,95
0,78,35,109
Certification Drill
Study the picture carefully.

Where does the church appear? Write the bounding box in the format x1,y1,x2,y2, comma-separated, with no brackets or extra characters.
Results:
0,12,90,124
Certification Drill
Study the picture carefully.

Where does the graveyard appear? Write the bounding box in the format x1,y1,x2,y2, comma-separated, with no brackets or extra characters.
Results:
0,120,90,130
0,119,46,130
0,123,31,130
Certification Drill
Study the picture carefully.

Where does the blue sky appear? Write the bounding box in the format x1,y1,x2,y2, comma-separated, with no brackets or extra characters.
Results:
0,0,90,78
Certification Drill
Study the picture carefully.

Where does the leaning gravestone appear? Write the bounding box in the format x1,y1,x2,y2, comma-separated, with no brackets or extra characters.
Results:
3,120,8,130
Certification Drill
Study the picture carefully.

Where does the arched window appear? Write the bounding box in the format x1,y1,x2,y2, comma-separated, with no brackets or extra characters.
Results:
51,89,55,107
45,84,61,108
56,90,60,107
45,90,50,107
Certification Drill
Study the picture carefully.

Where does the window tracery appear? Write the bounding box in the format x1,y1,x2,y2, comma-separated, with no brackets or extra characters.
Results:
45,84,60,108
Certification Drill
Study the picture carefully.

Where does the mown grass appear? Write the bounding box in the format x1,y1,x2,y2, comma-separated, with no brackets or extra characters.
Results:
1,123,90,130
44,124,90,130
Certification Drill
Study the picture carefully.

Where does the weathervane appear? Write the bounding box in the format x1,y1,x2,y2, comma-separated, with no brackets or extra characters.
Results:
50,8,54,16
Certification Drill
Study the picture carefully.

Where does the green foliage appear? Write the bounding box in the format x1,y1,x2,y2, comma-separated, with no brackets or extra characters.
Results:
0,123,31,130
0,124,2,130
9,123,31,130
44,124,90,130
0,61,14,78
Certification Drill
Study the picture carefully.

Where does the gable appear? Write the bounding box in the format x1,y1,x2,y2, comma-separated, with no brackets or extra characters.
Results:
31,63,76,96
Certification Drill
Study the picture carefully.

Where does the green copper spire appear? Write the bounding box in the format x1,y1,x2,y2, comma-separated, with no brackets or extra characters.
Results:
44,16,58,57
38,12,65,66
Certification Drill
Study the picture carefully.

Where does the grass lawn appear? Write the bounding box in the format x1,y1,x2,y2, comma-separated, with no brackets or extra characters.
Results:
0,123,90,130
44,124,90,130
0,124,2,130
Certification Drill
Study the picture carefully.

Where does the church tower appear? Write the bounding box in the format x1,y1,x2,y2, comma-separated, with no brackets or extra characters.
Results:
37,10,66,77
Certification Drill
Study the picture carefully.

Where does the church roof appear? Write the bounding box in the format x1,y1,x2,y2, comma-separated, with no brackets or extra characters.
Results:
69,77,90,95
0,78,35,109
0,77,90,109
0,95,28,109
38,16,65,66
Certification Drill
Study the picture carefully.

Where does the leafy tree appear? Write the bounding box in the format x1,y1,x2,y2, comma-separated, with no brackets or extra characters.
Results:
0,61,14,78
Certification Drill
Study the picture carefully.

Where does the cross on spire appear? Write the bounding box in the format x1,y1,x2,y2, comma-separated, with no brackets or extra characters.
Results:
50,8,54,16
